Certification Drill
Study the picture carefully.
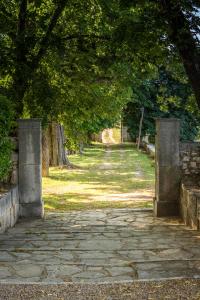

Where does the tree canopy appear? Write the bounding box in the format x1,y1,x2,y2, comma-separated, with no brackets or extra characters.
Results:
0,0,200,147
124,68,200,142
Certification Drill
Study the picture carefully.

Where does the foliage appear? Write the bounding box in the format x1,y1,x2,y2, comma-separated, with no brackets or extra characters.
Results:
0,0,200,153
0,1,133,150
124,69,200,142
60,82,132,149
0,95,13,181
98,0,200,109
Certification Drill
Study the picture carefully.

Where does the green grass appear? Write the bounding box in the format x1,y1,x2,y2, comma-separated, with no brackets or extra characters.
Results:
43,143,155,211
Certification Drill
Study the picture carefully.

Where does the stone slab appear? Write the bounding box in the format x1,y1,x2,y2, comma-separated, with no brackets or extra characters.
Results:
0,209,200,283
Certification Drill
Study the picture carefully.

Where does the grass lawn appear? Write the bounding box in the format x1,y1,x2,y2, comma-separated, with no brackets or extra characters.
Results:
43,143,155,211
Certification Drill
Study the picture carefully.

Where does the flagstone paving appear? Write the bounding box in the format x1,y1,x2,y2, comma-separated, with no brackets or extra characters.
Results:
0,209,200,283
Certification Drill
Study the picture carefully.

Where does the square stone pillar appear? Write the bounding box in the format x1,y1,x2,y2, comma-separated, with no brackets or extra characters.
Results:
18,119,44,218
154,118,181,217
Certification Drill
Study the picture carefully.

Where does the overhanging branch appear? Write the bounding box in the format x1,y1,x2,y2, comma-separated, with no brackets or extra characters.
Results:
31,0,67,70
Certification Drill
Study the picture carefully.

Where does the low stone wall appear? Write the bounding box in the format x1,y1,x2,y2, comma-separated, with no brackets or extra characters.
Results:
180,183,200,230
0,186,20,233
0,137,19,233
174,142,200,230
180,142,200,176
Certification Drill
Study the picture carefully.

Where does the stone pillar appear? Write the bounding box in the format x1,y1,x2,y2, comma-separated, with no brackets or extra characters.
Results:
18,119,44,218
154,118,181,217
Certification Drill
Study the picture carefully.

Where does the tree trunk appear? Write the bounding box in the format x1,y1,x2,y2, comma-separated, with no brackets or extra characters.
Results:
159,0,200,109
57,124,63,166
49,122,59,166
79,142,84,155
59,125,72,166
42,127,50,177
47,122,71,168
11,1,67,117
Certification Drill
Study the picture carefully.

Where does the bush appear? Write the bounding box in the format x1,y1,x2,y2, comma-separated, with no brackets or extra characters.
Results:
0,95,13,181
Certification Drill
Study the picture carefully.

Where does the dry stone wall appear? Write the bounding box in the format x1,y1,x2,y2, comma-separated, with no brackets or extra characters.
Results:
179,142,200,230
180,142,200,176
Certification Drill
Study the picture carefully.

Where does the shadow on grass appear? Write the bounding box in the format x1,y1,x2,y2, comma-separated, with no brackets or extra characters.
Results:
44,193,153,211
47,169,154,193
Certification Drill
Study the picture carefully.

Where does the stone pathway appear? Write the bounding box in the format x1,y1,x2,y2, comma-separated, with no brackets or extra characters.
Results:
0,209,200,284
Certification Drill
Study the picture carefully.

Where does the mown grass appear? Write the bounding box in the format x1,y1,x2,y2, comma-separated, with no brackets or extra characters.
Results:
43,143,155,211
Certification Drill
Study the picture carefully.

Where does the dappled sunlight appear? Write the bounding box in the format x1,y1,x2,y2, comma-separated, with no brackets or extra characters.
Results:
90,190,154,201
43,144,155,211
44,193,153,211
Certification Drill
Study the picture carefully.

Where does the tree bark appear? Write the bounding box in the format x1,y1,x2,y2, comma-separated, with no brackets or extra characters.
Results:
159,0,200,109
79,142,84,155
47,122,72,168
42,127,50,177
59,125,71,166
49,122,59,166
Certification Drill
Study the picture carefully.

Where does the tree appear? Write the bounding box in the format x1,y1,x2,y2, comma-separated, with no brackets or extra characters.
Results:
101,0,200,109
5,0,67,116
124,68,200,141
0,0,134,164
1,0,200,144
0,0,110,116
158,0,200,109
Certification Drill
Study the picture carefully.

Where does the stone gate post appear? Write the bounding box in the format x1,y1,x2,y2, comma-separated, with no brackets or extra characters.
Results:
18,119,44,218
154,118,181,217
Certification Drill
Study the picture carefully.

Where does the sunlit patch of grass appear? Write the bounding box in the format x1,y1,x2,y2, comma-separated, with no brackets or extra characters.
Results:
43,194,153,211
43,143,155,211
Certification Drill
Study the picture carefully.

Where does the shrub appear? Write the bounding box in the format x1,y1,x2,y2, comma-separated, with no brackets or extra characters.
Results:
0,95,13,181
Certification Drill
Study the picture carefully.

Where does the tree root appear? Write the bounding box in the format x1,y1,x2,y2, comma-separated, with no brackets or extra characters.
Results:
59,163,80,170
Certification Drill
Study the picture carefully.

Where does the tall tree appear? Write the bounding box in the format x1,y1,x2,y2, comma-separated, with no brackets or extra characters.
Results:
102,0,200,108
1,0,200,128
0,0,68,116
124,68,200,141
158,0,200,109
